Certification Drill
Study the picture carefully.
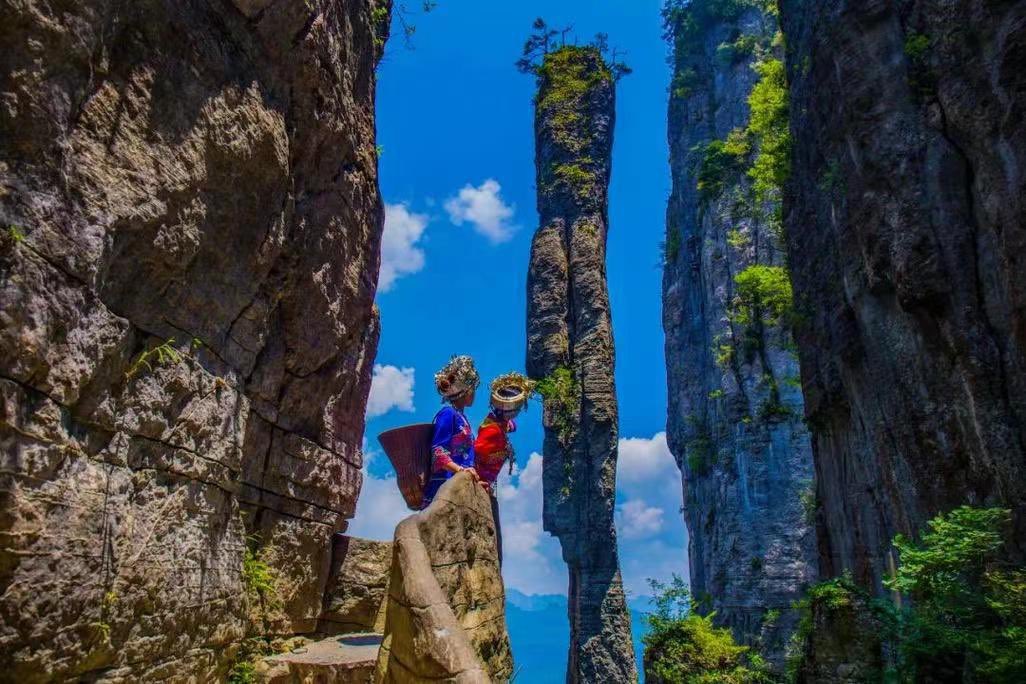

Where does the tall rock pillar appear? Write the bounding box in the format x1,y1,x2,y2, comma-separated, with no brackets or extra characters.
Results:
661,1,817,667
526,46,636,683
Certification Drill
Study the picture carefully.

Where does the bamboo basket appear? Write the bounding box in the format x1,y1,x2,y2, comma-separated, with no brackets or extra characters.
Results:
377,423,434,510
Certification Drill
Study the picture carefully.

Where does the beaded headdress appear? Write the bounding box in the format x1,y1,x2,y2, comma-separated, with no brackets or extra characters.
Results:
489,372,537,413
434,355,481,401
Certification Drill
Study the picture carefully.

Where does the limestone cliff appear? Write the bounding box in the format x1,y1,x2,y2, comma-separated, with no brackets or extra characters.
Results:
526,46,637,682
0,0,386,679
662,1,816,665
778,0,1026,587
375,472,513,683
778,0,1026,676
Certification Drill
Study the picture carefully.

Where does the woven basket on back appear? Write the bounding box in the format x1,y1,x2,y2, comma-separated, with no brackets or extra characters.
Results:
377,423,434,510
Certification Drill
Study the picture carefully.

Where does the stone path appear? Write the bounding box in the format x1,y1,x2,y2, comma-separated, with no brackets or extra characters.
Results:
258,634,381,683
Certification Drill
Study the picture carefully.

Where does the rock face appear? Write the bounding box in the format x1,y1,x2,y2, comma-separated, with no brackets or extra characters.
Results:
777,0,1026,587
375,472,513,683
662,1,816,665
526,46,637,683
0,0,385,679
320,536,392,635
778,0,1026,674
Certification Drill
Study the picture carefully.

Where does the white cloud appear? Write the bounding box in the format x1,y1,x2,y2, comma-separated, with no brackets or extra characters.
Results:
444,179,518,243
367,364,415,418
616,499,665,540
614,432,689,596
496,453,567,595
347,442,409,540
618,432,677,486
347,469,411,541
380,203,428,292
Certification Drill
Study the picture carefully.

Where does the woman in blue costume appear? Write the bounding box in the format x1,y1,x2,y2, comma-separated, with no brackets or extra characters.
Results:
421,355,482,507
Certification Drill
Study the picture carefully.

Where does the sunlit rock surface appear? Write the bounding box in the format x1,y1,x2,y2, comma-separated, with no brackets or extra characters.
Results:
0,0,385,678
375,472,513,683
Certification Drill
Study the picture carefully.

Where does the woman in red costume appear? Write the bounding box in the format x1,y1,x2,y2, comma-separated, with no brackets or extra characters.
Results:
474,372,535,563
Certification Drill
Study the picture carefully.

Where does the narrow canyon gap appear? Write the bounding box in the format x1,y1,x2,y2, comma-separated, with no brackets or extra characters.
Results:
526,46,637,683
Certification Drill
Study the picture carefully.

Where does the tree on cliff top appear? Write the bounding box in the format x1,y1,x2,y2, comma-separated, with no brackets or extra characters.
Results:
515,18,632,80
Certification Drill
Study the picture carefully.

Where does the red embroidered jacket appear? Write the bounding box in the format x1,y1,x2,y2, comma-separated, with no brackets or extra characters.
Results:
474,414,515,486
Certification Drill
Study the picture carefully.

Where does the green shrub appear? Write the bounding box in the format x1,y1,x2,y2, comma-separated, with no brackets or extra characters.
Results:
644,574,771,683
243,544,277,599
228,660,256,684
798,482,816,525
904,33,930,62
663,227,682,264
746,57,790,202
884,506,1026,682
694,135,748,203
671,66,700,99
124,338,183,382
537,366,580,445
732,265,793,327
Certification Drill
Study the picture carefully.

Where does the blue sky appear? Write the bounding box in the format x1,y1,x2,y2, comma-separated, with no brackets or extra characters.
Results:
348,0,688,601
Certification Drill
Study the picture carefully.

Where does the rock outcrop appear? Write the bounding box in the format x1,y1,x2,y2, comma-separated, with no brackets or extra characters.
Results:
526,46,637,682
375,471,513,683
661,1,816,665
778,0,1026,586
0,0,386,679
320,536,392,636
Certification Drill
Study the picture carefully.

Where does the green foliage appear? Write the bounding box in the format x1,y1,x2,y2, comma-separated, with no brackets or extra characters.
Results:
644,574,771,683
726,228,749,250
684,421,714,475
763,608,780,628
663,227,682,264
228,660,256,684
786,572,862,680
883,506,1025,682
7,224,25,243
746,57,790,203
549,162,598,201
537,366,580,445
671,67,700,99
712,335,735,369
124,338,183,382
694,132,749,204
519,20,630,80
732,265,793,327
243,543,277,600
904,32,930,62
716,33,760,65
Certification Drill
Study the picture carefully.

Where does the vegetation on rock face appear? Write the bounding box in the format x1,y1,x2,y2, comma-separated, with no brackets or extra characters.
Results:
731,265,793,327
644,575,771,683
785,507,1026,683
518,19,630,204
536,366,580,446
124,338,184,382
746,56,790,204
883,506,1026,682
